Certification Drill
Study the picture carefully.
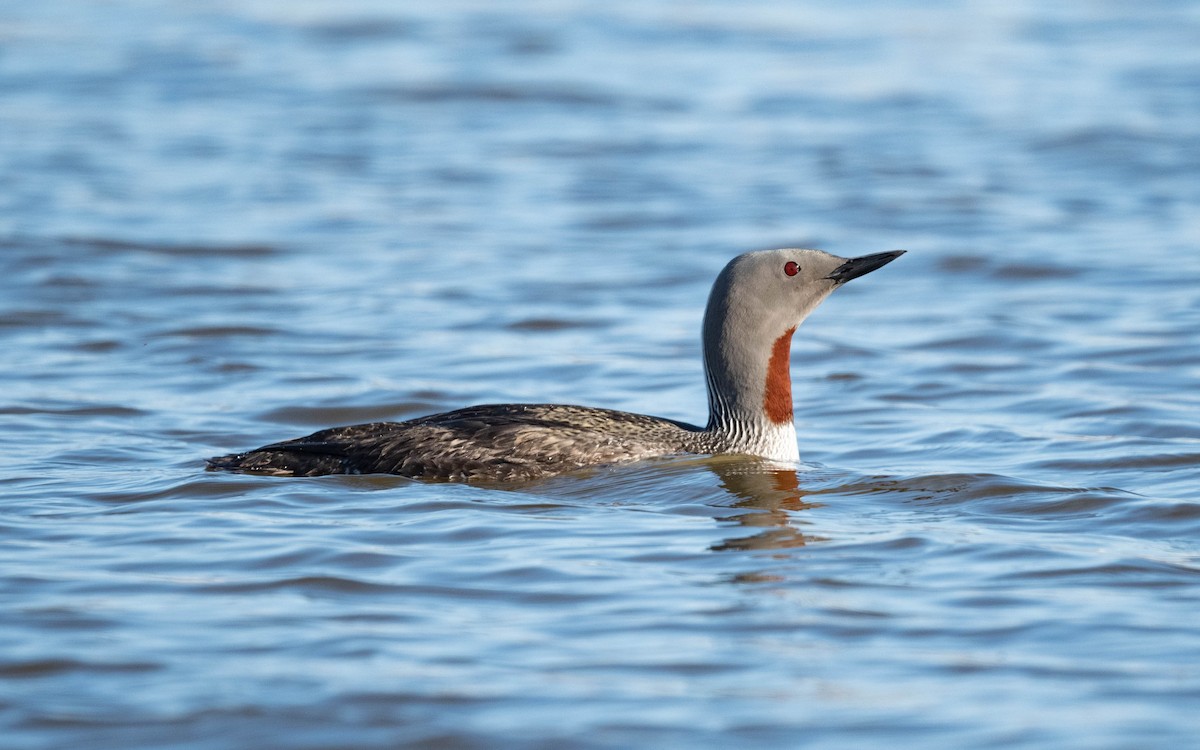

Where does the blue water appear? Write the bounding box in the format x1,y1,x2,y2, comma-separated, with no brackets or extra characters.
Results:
3,2,1200,748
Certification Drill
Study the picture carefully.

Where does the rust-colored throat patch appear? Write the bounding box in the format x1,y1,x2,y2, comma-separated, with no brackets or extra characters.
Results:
763,326,796,425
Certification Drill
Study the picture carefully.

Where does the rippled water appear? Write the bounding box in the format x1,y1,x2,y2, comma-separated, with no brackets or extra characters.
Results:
4,2,1200,748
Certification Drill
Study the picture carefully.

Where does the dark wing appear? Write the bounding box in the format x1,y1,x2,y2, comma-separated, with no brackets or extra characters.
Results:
207,404,700,480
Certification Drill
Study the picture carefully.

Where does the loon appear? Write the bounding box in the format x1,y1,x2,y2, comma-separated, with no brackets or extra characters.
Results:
206,248,903,481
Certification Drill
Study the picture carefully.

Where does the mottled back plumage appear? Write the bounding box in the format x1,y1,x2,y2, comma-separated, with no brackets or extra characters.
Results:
209,404,707,481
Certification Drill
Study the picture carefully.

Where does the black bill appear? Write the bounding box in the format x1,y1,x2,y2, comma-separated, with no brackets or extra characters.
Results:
826,250,906,284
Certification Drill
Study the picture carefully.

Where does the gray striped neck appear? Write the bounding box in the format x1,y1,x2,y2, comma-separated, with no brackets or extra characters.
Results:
702,363,800,462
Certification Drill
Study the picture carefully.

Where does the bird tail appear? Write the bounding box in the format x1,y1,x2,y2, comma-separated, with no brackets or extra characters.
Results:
205,450,353,477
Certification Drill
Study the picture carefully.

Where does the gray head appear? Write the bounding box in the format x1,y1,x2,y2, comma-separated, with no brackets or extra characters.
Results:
701,249,904,457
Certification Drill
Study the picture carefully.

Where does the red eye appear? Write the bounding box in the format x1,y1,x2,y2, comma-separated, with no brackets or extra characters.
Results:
784,261,800,276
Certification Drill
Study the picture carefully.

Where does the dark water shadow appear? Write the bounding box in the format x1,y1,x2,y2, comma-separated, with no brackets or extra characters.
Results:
516,455,830,553
193,450,830,554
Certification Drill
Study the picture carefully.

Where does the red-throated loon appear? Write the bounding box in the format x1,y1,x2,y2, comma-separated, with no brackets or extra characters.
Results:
206,248,903,481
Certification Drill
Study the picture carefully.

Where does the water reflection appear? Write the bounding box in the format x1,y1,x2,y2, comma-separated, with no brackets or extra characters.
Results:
707,458,825,552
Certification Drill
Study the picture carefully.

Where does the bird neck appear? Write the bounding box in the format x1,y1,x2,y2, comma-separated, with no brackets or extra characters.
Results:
701,311,800,463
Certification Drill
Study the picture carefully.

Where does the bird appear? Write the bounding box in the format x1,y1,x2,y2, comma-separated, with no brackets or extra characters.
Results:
206,248,904,481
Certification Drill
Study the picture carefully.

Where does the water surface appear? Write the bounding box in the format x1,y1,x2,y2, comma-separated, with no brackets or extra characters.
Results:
3,2,1200,748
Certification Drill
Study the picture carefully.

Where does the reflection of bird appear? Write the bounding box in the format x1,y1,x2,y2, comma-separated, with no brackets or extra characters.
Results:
708,458,824,552
207,249,903,481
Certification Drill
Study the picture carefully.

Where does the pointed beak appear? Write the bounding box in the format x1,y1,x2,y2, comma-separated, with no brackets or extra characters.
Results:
826,250,905,284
